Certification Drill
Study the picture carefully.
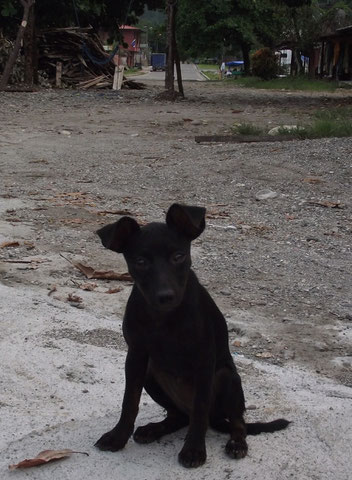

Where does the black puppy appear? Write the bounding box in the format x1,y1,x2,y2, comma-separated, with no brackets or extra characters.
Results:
95,203,289,468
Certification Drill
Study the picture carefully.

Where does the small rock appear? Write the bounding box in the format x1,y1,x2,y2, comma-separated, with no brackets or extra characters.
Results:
59,130,71,135
268,125,302,136
246,404,257,410
255,189,278,201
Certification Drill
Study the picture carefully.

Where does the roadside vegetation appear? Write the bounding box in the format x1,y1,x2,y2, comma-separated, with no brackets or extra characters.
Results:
231,107,352,140
234,76,340,92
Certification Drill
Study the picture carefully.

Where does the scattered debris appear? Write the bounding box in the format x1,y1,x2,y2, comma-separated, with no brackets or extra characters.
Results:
255,189,278,201
106,287,122,294
0,241,20,248
47,286,57,297
195,135,298,144
9,449,88,470
255,352,274,359
308,200,344,209
80,283,97,291
37,27,145,90
67,293,82,304
303,177,324,184
73,262,132,282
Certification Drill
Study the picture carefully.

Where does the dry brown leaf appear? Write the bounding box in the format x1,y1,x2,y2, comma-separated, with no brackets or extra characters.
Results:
256,352,274,359
74,262,132,282
81,282,97,291
303,177,324,184
232,340,242,347
106,287,122,294
308,200,344,209
0,241,20,248
48,286,57,296
67,293,82,303
9,449,88,470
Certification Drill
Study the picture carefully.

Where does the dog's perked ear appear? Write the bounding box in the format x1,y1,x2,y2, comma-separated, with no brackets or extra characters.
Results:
166,203,206,240
96,217,140,253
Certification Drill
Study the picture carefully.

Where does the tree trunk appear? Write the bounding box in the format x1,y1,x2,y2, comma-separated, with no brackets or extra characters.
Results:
241,43,251,75
173,4,184,97
165,0,176,94
0,0,35,90
23,2,37,85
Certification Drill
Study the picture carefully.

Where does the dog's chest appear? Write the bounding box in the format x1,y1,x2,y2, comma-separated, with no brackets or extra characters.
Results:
148,360,194,414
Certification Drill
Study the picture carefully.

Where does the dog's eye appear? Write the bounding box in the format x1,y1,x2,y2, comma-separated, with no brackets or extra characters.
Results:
135,257,148,268
171,252,186,264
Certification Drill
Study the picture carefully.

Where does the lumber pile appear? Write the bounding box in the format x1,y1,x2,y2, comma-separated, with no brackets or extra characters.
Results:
37,27,144,89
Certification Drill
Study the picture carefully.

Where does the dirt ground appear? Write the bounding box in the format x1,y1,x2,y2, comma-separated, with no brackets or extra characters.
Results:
0,81,351,479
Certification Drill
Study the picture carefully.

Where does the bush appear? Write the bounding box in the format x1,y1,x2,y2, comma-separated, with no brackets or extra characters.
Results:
251,48,279,80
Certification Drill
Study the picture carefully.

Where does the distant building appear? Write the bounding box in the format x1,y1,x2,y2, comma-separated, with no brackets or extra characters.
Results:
119,25,142,68
319,25,352,80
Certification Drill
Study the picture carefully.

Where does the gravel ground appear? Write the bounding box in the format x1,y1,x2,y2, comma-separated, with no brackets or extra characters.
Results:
0,81,351,479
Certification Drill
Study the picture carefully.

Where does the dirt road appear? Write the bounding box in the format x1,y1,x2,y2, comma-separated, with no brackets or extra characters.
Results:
0,82,351,479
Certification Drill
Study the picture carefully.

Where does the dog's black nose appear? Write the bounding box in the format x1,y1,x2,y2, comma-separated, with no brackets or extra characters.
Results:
157,290,176,306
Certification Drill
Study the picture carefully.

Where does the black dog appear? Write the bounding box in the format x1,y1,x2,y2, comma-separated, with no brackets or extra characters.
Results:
95,203,289,468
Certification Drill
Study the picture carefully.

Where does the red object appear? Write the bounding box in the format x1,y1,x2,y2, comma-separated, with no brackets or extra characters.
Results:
119,25,141,67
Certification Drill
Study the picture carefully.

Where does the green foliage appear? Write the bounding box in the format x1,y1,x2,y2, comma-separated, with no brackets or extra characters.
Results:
235,75,339,91
251,47,279,79
0,0,164,37
232,122,264,135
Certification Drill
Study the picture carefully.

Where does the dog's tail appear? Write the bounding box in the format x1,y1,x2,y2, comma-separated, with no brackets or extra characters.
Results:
246,419,290,435
210,418,290,435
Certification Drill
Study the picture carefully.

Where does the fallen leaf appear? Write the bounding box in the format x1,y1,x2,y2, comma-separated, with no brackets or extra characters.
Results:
81,283,97,291
232,340,242,347
255,352,274,359
67,293,82,303
106,287,122,294
308,200,344,209
73,262,132,282
0,241,20,248
9,449,88,470
182,118,193,122
48,286,57,296
303,177,324,184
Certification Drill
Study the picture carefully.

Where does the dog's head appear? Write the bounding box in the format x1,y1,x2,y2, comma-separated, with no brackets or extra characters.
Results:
97,203,206,313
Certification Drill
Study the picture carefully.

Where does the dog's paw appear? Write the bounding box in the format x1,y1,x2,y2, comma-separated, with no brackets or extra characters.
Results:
225,438,248,459
178,446,206,468
133,424,160,444
95,428,129,452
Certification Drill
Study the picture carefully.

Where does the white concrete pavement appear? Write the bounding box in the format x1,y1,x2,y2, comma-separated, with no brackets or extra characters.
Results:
128,62,206,82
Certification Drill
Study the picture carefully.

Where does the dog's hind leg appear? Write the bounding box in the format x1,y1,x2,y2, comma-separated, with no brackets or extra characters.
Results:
133,373,188,444
212,367,248,459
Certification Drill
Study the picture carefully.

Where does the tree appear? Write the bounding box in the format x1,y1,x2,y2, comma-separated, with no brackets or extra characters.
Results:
0,0,34,90
177,0,284,74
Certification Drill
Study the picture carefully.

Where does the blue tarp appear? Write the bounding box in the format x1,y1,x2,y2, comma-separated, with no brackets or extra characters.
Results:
225,61,244,67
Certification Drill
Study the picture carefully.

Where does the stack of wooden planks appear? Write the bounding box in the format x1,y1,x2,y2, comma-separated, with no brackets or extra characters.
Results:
37,27,144,89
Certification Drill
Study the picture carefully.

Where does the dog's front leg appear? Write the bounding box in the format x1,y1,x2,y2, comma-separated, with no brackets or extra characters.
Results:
95,348,148,452
178,366,214,468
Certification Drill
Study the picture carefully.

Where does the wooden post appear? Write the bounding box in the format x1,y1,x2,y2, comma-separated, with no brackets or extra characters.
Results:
56,61,62,88
117,66,124,90
112,65,119,90
0,0,35,90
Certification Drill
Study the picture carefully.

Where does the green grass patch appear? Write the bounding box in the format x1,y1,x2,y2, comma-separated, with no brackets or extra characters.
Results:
124,67,144,77
201,70,220,80
278,107,352,139
232,122,264,135
231,107,352,140
197,63,219,70
234,75,339,92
